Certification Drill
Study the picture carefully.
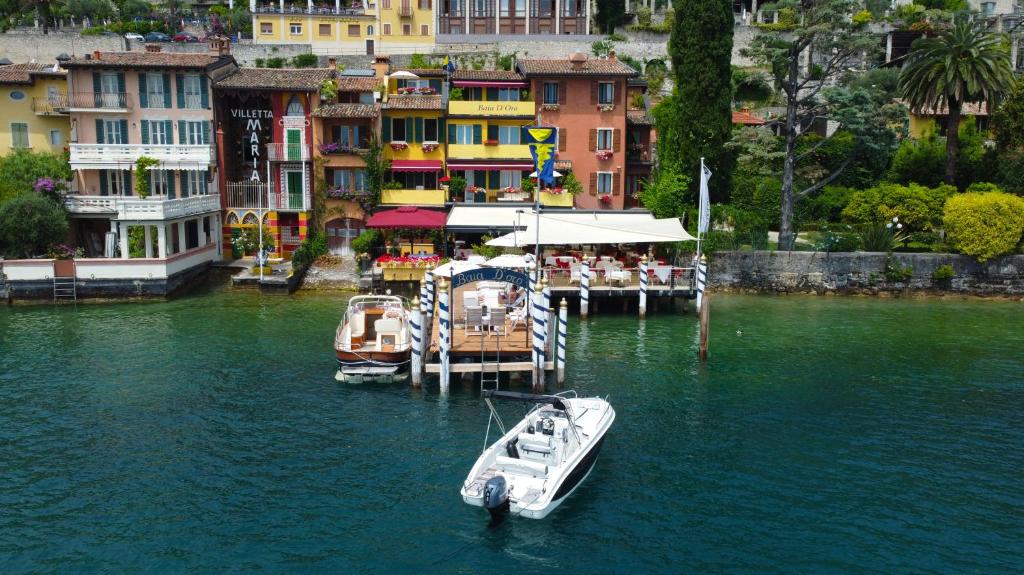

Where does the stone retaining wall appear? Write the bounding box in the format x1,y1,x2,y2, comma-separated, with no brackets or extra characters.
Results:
0,29,124,63
709,251,1024,297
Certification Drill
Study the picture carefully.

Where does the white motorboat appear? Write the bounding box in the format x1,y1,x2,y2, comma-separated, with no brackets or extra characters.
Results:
461,390,615,520
333,295,412,383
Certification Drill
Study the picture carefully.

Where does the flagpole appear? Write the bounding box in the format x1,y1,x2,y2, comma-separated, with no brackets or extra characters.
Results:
696,157,704,264
261,159,268,282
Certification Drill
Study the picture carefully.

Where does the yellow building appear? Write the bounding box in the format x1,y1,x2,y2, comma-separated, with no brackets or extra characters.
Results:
0,62,69,156
381,66,448,206
252,0,435,55
907,101,990,139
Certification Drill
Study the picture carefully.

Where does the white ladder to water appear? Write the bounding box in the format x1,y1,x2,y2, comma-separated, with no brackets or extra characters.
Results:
53,276,77,303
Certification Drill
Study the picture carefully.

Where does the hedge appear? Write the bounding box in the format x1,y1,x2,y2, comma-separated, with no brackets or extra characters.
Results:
943,191,1024,262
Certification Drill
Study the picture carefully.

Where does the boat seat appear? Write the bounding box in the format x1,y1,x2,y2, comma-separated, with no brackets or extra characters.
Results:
517,432,553,456
350,312,365,339
374,318,401,336
495,455,548,478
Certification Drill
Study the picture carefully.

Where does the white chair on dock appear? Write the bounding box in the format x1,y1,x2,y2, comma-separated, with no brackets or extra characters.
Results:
569,263,581,285
487,307,507,337
465,306,484,337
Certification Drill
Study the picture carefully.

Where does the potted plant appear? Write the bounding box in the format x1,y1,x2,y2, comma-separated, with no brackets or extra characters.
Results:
318,142,340,154
134,156,160,198
599,194,613,206
421,142,439,152
596,150,613,161
484,139,499,146
389,141,408,151
447,175,466,200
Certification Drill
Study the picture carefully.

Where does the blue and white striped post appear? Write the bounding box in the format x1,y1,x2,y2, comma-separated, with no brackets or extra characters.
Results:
696,254,708,312
438,278,450,394
531,282,545,392
639,255,649,318
541,278,553,356
425,270,435,318
580,261,590,319
410,296,423,387
419,278,428,315
556,298,567,385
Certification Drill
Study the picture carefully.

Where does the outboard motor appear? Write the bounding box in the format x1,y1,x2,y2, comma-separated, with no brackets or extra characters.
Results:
483,475,509,519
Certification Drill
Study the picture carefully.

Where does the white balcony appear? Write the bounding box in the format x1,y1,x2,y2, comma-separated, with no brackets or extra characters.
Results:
268,192,310,212
266,142,312,162
70,144,214,170
65,194,221,221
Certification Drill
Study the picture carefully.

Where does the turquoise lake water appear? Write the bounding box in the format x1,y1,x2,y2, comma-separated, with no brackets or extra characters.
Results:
1,283,1022,573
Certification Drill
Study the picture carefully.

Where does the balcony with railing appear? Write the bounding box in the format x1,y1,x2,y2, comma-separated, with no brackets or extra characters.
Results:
32,94,68,115
225,181,271,209
267,142,313,162
446,143,532,160
65,193,221,220
70,143,214,169
269,190,310,211
67,92,132,112
398,0,413,16
254,4,372,16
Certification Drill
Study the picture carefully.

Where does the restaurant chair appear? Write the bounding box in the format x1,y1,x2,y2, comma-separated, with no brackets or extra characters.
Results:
465,306,484,337
487,307,507,337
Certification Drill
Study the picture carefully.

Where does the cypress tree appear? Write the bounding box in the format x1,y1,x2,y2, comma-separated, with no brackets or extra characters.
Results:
666,0,735,202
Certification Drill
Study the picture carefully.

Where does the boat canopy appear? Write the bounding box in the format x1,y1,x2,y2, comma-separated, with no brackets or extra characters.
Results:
483,390,569,409
486,212,695,246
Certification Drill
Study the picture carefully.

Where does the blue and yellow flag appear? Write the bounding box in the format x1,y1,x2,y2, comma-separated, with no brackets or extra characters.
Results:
524,126,557,186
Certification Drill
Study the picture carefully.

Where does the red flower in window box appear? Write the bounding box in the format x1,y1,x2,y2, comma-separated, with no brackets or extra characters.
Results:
484,139,499,146
599,194,612,205
440,175,451,183
595,150,613,161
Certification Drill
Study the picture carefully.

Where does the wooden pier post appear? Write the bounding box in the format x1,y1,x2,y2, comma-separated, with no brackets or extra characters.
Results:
438,278,450,394
410,296,423,387
531,282,545,392
639,255,648,319
696,254,708,312
556,298,567,385
698,293,710,361
580,261,590,319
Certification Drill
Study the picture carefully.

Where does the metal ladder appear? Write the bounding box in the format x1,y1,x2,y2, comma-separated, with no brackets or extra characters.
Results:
479,329,501,392
53,276,77,303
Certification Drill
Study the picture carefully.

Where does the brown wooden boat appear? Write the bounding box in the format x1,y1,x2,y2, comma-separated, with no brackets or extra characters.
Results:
334,295,412,382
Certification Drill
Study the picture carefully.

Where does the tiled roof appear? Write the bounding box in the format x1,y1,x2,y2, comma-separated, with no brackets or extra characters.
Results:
216,68,332,91
335,76,380,92
627,110,652,126
0,62,65,85
517,58,638,77
313,102,380,118
382,94,444,110
732,110,766,125
451,69,524,81
65,52,229,69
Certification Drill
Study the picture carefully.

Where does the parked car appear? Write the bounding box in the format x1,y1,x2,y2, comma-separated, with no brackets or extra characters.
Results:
172,32,199,43
144,31,170,42
124,32,144,41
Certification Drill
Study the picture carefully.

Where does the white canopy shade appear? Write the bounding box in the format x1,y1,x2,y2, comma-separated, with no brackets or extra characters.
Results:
487,213,695,246
446,205,656,233
529,169,563,178
483,253,532,269
430,260,483,278
389,71,420,78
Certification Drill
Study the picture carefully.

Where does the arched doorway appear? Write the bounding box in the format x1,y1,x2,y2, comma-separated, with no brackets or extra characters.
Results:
325,217,365,256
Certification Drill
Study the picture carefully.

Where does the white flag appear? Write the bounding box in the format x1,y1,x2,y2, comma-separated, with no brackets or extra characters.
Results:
698,162,712,234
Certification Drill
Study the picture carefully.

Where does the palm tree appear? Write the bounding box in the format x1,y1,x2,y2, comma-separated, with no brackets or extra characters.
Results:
899,19,1016,185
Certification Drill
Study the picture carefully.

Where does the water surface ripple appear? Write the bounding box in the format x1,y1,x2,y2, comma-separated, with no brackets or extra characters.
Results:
1,288,1021,573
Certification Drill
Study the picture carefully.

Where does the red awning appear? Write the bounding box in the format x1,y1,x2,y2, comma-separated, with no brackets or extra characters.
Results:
391,159,444,172
447,162,534,170
365,206,447,229
452,81,528,88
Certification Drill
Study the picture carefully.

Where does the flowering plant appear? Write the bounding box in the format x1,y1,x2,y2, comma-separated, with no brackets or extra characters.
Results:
389,141,408,151
421,142,439,152
599,194,612,205
439,175,451,183
596,150,613,161
47,243,81,260
542,186,566,195
375,254,441,268
484,139,498,146
397,87,416,95
318,142,357,154
502,186,522,195
597,104,615,112
417,86,436,95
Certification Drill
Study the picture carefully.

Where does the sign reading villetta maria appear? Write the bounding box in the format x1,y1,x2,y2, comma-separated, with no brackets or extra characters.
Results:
231,107,272,182
451,267,530,289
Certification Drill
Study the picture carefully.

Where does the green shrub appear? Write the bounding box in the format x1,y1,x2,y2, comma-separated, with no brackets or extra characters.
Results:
801,186,855,223
858,222,900,252
943,191,1024,262
292,53,319,68
995,149,1024,195
884,254,913,282
471,235,502,259
0,195,68,258
0,149,73,204
842,182,955,232
931,264,955,281
731,175,781,228
350,229,379,254
606,32,627,42
264,57,285,69
291,232,329,270
497,52,516,71
888,133,946,188
812,224,862,252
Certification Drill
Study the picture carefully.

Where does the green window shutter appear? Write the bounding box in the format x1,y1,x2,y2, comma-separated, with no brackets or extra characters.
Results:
181,171,190,198
95,119,104,144
162,74,171,108
429,79,441,91
202,121,210,145
167,170,176,198
119,120,129,143
447,123,455,144
92,72,101,106
487,124,497,141
176,74,185,108
141,120,150,144
99,171,108,196
414,117,424,143
405,117,413,142
489,170,500,189
138,72,148,108
164,120,173,145
439,118,446,142
353,125,361,146
472,124,482,144
117,73,125,95
200,76,209,109
178,120,187,144
124,170,133,196
486,87,497,101
383,117,392,142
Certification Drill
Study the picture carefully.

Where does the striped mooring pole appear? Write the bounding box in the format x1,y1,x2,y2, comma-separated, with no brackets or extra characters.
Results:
410,296,423,387
580,261,590,319
419,278,428,315
639,255,649,318
425,270,435,318
531,282,545,392
696,254,708,312
438,278,450,394
556,298,567,385
542,278,552,355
